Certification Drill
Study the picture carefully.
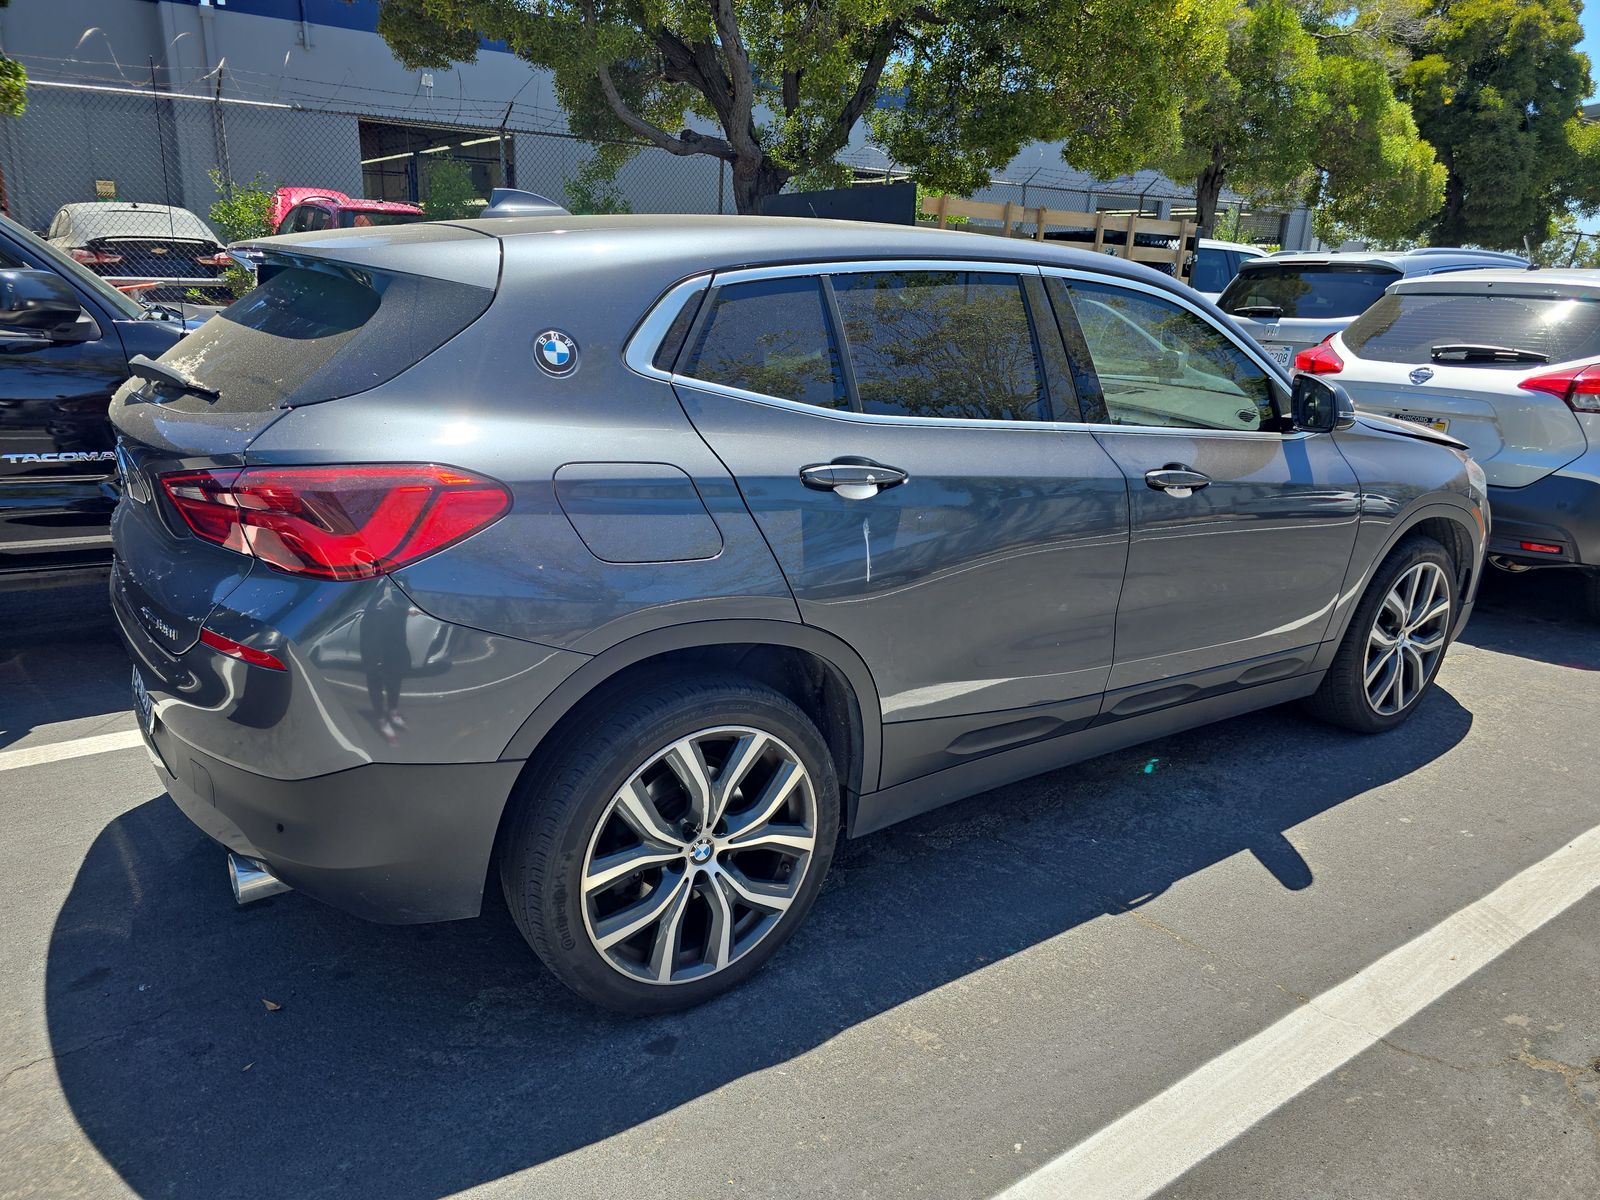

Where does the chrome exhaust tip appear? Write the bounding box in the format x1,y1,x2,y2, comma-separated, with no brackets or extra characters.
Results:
228,852,291,905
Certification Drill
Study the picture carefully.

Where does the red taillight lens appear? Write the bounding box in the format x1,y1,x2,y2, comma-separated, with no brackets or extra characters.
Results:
70,248,122,265
1518,363,1600,412
200,627,287,671
1293,336,1343,375
160,465,511,580
197,252,233,267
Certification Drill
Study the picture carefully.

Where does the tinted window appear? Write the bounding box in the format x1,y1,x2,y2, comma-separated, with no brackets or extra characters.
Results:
341,210,420,229
1219,264,1400,319
832,271,1044,420
1344,291,1600,366
683,277,846,409
1190,248,1235,293
156,262,492,413
1063,280,1275,431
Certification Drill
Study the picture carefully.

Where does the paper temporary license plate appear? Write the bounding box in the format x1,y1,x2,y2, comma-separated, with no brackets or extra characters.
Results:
1386,412,1450,434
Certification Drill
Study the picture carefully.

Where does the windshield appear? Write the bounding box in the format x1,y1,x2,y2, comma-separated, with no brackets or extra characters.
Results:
0,212,143,319
1219,263,1401,320
1344,291,1600,366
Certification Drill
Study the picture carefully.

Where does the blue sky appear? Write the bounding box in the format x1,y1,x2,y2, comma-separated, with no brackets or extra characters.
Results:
1584,5,1600,100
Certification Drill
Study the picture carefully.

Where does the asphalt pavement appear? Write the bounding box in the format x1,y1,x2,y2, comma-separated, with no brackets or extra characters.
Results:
1,570,1597,1200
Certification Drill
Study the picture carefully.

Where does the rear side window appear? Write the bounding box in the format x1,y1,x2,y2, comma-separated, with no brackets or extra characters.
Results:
683,277,847,409
1343,292,1600,366
832,270,1045,420
157,262,493,412
1190,248,1235,293
1219,264,1400,319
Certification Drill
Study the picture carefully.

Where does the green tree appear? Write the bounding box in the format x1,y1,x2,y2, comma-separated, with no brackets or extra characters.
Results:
1403,0,1593,248
1530,211,1600,266
1154,1,1443,241
0,1,25,118
422,157,479,219
564,148,634,214
206,170,276,242
371,0,1230,215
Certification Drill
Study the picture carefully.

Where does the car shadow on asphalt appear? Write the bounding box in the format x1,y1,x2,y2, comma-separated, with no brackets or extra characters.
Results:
1458,570,1600,671
41,687,1472,1199
0,581,129,750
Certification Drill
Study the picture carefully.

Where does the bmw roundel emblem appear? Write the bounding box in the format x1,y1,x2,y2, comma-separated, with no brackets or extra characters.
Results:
1409,366,1434,385
535,329,578,376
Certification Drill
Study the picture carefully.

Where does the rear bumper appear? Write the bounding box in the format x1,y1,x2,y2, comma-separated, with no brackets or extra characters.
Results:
1486,473,1600,567
143,711,523,924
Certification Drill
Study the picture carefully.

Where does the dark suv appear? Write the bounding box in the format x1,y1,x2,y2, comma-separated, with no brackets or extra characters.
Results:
0,213,186,585
111,216,1487,1011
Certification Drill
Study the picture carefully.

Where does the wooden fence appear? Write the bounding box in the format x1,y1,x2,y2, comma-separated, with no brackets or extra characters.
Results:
921,194,1197,284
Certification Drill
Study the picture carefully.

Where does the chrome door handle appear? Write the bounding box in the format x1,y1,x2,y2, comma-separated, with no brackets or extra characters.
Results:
1144,465,1211,498
799,458,909,501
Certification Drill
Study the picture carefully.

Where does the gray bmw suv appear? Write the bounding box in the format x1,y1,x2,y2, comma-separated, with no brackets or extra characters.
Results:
110,216,1487,1011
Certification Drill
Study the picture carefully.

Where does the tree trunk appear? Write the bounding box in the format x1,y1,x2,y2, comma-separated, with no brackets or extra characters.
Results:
730,153,791,215
1194,147,1227,235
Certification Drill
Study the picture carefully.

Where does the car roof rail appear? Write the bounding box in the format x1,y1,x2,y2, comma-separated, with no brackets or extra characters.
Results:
480,189,571,218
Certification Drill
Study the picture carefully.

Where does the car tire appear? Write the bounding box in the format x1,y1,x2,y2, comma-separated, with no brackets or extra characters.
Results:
1306,535,1459,734
1581,569,1600,624
499,675,841,1013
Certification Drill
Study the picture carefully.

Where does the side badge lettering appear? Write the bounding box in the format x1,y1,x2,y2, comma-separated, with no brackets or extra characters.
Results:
535,330,578,377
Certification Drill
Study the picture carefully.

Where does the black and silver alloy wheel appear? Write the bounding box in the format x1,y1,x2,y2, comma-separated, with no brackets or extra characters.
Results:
1363,561,1452,716
581,726,818,985
500,676,840,1012
1307,534,1459,734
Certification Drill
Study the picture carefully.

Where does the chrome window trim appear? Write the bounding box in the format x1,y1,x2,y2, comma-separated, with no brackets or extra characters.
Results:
623,273,712,381
626,258,1307,440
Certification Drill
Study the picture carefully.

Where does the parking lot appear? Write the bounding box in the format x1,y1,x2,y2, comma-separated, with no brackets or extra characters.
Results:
1,571,1597,1200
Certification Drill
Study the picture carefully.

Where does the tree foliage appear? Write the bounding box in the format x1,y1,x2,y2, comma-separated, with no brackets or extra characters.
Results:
1403,0,1595,249
372,0,1231,214
1152,1,1443,241
0,0,25,118
422,157,479,219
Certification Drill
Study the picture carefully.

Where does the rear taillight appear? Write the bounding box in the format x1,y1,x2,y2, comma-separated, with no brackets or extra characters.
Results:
1518,363,1600,413
160,465,511,580
1293,336,1343,375
196,252,233,267
70,248,122,265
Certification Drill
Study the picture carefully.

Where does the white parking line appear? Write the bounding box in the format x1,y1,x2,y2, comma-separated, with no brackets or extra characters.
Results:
0,729,145,773
994,822,1600,1200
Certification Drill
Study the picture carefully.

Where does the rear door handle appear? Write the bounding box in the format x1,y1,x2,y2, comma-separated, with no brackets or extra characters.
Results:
799,457,909,501
1144,465,1211,498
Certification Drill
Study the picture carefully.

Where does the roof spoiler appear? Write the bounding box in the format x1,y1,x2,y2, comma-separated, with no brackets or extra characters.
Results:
480,189,571,219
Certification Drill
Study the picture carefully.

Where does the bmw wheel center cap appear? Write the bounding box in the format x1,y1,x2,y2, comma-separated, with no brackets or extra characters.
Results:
535,330,578,376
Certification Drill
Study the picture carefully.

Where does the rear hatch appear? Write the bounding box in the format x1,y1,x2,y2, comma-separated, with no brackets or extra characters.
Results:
1219,261,1401,368
1331,287,1597,487
111,224,500,655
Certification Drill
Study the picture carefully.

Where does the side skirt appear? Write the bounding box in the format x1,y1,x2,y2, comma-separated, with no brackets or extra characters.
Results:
849,673,1322,838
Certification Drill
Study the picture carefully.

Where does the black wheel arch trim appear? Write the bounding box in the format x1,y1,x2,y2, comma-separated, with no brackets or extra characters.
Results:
497,617,884,803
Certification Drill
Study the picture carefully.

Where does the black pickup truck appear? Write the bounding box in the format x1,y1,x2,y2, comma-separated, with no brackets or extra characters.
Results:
0,213,188,586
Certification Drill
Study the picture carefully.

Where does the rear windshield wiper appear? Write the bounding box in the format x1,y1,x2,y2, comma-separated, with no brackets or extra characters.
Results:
128,353,219,399
1230,304,1283,318
1429,343,1549,363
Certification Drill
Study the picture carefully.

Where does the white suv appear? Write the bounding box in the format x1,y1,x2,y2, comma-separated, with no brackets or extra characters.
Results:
1297,268,1600,619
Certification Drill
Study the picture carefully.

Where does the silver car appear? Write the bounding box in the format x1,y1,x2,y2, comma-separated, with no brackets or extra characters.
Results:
1219,247,1529,370
110,216,1488,1011
46,202,233,302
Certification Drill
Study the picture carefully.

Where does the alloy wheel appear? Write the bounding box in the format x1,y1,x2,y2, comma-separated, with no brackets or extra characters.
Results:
580,726,818,985
1364,561,1451,716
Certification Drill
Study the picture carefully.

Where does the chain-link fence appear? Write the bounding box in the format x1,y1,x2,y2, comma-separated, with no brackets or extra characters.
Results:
0,77,727,239
0,73,1291,278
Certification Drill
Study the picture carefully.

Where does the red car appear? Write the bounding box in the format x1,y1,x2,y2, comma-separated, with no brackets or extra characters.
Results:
269,188,424,235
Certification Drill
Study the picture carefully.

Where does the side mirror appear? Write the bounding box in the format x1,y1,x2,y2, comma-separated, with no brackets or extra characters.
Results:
1291,374,1356,433
0,268,84,333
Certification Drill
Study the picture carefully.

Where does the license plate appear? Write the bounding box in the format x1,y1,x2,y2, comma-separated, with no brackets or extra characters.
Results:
1265,344,1293,368
131,667,155,737
1386,412,1450,434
